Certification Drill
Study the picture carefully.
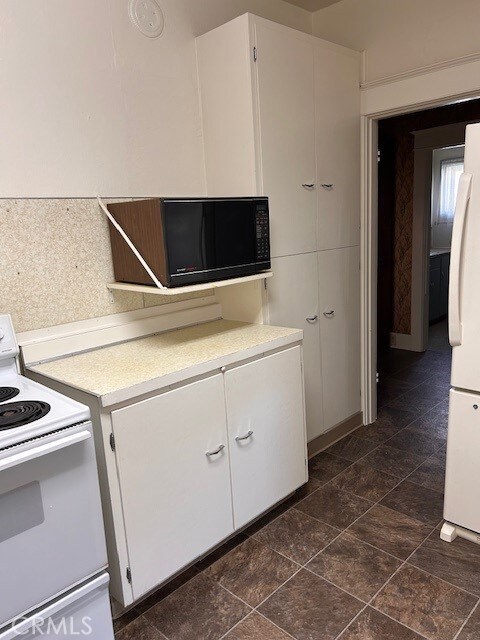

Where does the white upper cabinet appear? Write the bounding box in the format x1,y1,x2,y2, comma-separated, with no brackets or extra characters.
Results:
267,253,324,441
315,42,361,251
196,14,360,256
254,20,317,257
318,246,361,430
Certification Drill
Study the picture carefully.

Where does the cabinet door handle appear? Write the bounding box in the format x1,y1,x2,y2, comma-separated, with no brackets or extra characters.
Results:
302,183,315,189
206,444,225,457
323,310,335,318
321,183,334,189
306,315,318,324
235,430,254,442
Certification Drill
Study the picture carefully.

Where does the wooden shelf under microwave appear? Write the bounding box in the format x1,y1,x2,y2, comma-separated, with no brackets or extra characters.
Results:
107,271,273,296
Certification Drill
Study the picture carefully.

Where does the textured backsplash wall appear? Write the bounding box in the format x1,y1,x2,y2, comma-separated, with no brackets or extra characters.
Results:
0,199,212,333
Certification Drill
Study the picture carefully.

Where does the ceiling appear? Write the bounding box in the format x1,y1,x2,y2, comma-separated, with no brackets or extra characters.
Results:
283,0,342,11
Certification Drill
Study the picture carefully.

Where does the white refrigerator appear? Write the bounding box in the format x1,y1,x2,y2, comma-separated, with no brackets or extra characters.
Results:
442,122,480,544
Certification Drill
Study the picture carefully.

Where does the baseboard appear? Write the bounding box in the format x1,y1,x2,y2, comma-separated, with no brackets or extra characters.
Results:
389,332,423,352
307,412,364,458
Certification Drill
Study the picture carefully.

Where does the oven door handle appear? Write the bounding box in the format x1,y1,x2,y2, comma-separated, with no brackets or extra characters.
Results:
0,429,92,472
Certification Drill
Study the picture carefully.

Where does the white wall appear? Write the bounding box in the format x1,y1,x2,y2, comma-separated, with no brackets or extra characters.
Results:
0,0,311,198
312,0,480,84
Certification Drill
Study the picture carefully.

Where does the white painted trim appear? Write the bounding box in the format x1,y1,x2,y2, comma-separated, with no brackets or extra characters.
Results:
17,296,215,344
361,58,480,118
19,302,222,367
361,51,480,90
390,332,422,352
360,115,377,425
360,56,480,426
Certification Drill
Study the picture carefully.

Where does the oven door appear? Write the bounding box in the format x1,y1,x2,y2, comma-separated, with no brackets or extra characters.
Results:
0,422,107,627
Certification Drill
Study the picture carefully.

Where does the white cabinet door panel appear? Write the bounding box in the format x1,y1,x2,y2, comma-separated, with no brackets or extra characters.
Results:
444,390,480,533
318,246,361,431
111,375,233,600
268,253,324,442
315,43,360,251
225,347,307,529
254,19,317,258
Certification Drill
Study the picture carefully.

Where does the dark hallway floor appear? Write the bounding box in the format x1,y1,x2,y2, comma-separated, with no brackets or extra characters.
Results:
114,332,480,640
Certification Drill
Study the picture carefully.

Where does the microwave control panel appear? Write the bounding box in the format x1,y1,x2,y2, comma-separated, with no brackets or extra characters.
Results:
255,206,270,261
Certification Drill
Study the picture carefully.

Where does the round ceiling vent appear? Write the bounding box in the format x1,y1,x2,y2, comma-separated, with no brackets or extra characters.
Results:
129,0,165,38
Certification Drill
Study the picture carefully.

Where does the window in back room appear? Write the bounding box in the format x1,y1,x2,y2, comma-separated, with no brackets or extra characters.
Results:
431,145,465,250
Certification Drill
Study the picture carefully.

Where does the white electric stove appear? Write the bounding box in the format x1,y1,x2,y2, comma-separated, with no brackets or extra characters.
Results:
0,314,114,639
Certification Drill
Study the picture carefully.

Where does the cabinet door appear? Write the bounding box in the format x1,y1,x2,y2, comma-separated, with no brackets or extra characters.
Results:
111,375,233,600
225,347,307,529
254,19,317,258
267,253,324,442
429,256,441,323
315,42,360,250
318,246,361,431
444,390,480,533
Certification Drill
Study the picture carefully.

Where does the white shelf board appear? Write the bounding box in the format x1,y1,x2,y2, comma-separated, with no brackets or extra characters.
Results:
107,271,273,296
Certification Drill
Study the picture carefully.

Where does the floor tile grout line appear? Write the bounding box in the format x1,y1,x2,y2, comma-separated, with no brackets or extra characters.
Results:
452,598,480,640
326,395,449,482
379,368,448,407
403,559,480,600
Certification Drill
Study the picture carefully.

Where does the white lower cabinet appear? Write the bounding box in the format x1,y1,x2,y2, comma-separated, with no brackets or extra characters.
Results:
111,374,234,601
267,254,324,442
318,246,361,430
110,348,306,601
225,346,307,529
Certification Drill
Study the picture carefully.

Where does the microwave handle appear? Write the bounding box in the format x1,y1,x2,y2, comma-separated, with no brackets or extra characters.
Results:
97,196,166,290
0,430,92,472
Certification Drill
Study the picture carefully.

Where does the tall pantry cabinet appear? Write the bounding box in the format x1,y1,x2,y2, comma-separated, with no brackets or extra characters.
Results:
196,14,361,444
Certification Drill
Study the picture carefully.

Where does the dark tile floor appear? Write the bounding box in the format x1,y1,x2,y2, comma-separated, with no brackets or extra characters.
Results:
114,332,480,640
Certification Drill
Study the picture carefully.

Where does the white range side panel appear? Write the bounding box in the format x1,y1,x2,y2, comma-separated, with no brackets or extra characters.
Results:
451,123,480,393
111,375,234,600
225,347,307,530
267,253,324,441
196,14,257,196
253,17,317,258
444,389,480,534
318,246,361,431
314,41,361,251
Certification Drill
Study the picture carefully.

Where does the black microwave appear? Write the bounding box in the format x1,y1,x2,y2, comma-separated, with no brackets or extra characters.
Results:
107,197,271,288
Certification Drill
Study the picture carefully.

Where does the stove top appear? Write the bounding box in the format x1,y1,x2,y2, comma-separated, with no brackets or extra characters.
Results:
0,400,51,431
0,386,20,402
0,314,91,448
0,375,90,448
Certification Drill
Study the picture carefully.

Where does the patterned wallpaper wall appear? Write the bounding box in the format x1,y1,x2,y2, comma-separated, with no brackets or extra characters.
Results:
379,99,480,336
0,199,212,333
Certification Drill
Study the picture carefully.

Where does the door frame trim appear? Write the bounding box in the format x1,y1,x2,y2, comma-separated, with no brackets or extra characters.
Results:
360,57,480,425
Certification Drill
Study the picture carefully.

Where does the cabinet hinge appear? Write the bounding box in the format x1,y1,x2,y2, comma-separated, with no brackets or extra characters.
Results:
377,149,381,163
126,567,132,584
253,46,257,62
110,433,115,452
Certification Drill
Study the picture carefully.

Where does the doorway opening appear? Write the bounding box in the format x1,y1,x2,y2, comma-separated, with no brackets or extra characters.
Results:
376,100,480,411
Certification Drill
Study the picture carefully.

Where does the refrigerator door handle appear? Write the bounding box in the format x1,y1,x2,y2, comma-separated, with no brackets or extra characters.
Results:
449,172,473,347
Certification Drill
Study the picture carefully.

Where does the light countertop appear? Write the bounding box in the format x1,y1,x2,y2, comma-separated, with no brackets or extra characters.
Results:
29,320,302,407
